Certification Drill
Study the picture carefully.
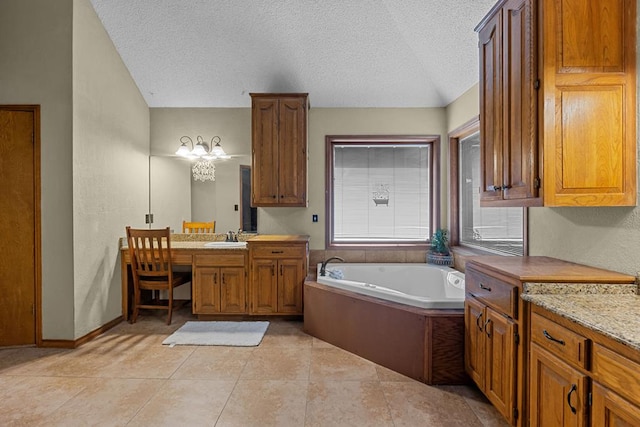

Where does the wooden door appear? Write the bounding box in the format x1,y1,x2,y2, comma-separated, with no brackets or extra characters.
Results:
193,267,221,314
251,258,277,314
592,382,640,427
484,307,517,424
530,344,588,427
0,106,39,346
220,266,246,314
277,96,307,206
251,96,279,206
502,0,538,202
277,258,304,314
464,298,486,387
542,0,636,206
478,8,504,205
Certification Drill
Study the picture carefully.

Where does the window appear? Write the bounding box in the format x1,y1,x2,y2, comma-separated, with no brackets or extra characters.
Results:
326,135,439,248
450,119,525,256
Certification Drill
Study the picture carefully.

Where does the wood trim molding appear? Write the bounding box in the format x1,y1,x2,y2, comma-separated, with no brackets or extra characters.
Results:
40,316,123,349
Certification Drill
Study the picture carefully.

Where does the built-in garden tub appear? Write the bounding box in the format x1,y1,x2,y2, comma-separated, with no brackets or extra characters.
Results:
303,263,468,385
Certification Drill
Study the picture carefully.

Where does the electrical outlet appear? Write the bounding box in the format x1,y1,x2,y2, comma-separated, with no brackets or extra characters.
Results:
312,214,318,223
145,213,154,224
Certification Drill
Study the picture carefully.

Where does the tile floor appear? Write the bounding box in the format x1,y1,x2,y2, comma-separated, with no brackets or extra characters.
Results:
0,308,509,426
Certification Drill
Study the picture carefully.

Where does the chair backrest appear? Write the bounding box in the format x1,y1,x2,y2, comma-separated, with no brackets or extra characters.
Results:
182,220,215,233
126,226,173,279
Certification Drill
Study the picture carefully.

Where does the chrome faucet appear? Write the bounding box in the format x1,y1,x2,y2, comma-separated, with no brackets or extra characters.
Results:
226,231,237,242
319,256,345,276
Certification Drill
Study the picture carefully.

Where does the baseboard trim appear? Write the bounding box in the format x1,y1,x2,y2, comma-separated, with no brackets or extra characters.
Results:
40,316,124,349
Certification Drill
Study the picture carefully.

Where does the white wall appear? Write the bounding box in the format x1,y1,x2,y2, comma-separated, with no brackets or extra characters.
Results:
0,0,76,339
72,0,150,338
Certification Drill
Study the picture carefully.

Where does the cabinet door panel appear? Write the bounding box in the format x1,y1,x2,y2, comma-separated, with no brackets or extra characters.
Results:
220,267,246,314
278,97,307,205
193,267,221,314
251,259,277,313
479,9,504,204
277,259,304,314
592,382,640,427
252,97,279,205
502,0,538,201
530,344,588,427
464,298,485,387
484,308,516,424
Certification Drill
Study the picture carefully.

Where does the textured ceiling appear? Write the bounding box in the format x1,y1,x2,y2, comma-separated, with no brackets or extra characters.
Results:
89,0,497,108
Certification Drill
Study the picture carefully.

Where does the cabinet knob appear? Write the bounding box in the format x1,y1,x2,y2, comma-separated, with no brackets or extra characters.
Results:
502,184,512,189
491,185,502,191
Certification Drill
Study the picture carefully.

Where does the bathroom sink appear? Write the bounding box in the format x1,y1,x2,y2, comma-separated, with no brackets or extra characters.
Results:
204,241,247,249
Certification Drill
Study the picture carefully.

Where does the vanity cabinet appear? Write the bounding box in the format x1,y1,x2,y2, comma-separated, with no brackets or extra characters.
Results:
250,93,308,207
248,236,308,315
465,265,520,424
192,253,247,315
529,304,640,427
476,0,637,207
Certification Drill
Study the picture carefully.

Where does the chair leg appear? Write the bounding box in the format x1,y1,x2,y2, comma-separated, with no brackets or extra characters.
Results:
166,287,173,325
131,286,140,324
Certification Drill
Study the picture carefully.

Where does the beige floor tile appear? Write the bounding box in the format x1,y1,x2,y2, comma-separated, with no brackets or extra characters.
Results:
259,322,313,348
0,376,92,426
42,378,165,426
311,337,338,349
216,380,308,427
93,343,195,378
375,364,415,382
305,381,394,427
0,347,71,376
310,347,378,381
381,381,484,426
171,346,254,381
439,385,511,427
240,346,311,380
128,379,236,427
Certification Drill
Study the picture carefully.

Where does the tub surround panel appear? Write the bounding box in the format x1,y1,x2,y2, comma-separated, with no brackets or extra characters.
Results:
303,281,467,385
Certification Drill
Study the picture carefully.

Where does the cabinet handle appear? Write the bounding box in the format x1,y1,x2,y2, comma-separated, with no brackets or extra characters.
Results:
476,312,484,331
491,185,502,191
271,265,275,276
280,265,283,276
221,273,225,285
271,250,284,254
214,272,217,283
484,319,492,337
479,283,492,292
567,384,577,414
543,329,566,346
502,184,512,189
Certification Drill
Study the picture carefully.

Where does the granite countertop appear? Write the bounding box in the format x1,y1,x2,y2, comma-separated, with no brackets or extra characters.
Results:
522,284,640,352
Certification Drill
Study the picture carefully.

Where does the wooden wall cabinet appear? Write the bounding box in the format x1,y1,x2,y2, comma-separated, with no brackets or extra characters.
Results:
192,253,247,315
248,237,308,315
465,265,520,424
476,0,636,207
529,305,640,426
250,93,308,207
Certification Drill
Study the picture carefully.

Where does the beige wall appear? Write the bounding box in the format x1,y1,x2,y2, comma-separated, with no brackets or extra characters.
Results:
0,0,76,339
72,0,150,338
446,84,479,133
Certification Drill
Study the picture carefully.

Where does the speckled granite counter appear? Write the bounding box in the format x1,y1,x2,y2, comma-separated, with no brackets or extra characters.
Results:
522,286,640,352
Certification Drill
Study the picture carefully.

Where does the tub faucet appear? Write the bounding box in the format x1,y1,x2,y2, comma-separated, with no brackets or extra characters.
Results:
319,256,345,277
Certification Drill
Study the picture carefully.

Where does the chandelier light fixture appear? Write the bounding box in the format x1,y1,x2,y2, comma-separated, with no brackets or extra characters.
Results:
175,135,231,182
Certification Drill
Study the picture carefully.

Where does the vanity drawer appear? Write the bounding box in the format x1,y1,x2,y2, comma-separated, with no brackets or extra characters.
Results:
465,269,517,318
251,245,305,258
531,312,589,369
592,343,640,406
194,254,246,267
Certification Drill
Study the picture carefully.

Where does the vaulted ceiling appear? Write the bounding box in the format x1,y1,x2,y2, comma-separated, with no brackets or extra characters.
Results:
89,0,497,108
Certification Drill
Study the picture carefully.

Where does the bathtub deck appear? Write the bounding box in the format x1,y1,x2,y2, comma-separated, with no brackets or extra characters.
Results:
303,280,468,385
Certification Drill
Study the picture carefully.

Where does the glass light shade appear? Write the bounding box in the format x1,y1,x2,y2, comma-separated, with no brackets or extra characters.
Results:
191,143,208,156
211,142,226,157
175,144,192,157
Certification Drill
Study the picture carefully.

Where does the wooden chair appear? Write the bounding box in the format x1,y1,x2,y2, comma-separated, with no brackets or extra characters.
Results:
182,220,215,233
125,226,191,325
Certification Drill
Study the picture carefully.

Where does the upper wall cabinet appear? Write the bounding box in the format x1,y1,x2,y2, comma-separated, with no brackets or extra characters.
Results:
476,0,637,207
250,93,309,207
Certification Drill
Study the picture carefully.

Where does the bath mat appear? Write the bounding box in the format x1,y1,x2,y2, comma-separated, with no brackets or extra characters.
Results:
162,321,269,347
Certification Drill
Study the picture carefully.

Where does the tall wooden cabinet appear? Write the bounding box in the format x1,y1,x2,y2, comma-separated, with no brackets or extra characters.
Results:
250,93,308,207
248,235,308,315
476,0,636,207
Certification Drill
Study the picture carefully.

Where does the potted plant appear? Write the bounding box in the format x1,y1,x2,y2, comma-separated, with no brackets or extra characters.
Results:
427,228,454,266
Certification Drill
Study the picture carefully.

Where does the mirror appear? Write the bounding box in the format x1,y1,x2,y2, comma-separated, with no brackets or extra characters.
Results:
149,155,255,234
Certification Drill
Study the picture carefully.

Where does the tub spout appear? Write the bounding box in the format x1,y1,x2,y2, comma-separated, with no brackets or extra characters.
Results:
319,256,345,277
